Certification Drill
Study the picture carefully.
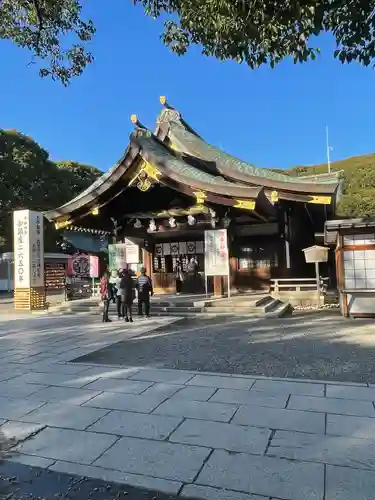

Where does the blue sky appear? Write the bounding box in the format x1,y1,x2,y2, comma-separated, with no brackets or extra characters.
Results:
1,1,375,172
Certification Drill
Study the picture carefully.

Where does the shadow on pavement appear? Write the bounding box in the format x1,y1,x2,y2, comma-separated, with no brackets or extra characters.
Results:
73,312,375,384
0,460,187,500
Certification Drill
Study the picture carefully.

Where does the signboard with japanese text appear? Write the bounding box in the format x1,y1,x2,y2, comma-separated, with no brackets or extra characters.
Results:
13,210,44,288
124,239,140,264
67,253,90,277
204,229,229,276
89,255,99,278
108,244,127,270
29,211,44,287
108,241,140,270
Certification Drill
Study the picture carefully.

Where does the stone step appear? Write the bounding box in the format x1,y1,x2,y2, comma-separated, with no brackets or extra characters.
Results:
45,293,293,319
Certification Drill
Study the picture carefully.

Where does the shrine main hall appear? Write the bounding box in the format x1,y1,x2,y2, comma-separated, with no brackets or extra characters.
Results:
45,97,341,295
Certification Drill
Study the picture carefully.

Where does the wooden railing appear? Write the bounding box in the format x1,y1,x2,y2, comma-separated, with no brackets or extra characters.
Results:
270,277,329,294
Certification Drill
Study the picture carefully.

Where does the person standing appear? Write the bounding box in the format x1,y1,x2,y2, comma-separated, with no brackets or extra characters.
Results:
99,271,114,322
174,259,184,295
115,270,123,319
120,268,134,322
136,267,153,318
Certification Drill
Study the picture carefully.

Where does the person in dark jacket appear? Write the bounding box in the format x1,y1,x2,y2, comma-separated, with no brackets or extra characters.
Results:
99,272,114,322
136,267,153,318
120,268,134,322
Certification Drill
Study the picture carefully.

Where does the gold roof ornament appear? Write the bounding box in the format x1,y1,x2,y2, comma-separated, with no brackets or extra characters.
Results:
160,96,167,105
130,114,138,125
309,196,332,205
234,199,256,210
270,191,279,203
193,191,207,205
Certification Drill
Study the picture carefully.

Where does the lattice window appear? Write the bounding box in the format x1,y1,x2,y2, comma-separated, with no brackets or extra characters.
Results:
344,249,375,289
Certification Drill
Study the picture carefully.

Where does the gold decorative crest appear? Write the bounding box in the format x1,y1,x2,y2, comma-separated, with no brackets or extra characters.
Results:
193,191,207,205
54,216,72,230
270,191,279,203
234,199,256,210
309,196,332,205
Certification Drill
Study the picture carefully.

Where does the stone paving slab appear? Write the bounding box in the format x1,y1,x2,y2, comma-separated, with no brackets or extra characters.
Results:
1,421,46,441
136,382,183,399
19,402,110,430
171,386,217,402
17,427,118,464
83,378,154,394
49,460,182,495
0,380,43,398
7,454,56,468
84,392,168,413
11,371,96,388
187,374,254,390
154,397,238,422
326,384,375,401
210,388,288,409
88,410,182,440
180,484,265,500
93,436,211,482
130,369,195,385
29,385,101,405
268,429,375,470
252,379,325,397
169,418,270,455
196,449,324,500
288,394,375,417
232,405,325,434
326,413,375,439
0,396,46,420
326,464,375,500
71,365,140,382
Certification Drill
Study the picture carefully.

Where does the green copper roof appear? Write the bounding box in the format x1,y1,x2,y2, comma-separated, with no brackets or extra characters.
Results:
133,131,262,198
157,108,340,186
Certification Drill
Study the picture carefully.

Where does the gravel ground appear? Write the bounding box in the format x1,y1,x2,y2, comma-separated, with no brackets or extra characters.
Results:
0,460,182,500
74,311,375,384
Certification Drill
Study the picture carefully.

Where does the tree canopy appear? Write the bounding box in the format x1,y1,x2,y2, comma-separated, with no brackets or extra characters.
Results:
1,0,375,85
0,129,101,251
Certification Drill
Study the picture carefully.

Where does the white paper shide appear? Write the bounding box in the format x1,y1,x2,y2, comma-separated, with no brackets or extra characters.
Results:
13,210,44,288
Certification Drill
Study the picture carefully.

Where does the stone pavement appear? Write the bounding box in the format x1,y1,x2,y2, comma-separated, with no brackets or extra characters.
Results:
0,315,375,499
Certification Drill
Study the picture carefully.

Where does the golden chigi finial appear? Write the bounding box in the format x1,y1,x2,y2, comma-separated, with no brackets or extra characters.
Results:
130,114,138,124
159,96,167,105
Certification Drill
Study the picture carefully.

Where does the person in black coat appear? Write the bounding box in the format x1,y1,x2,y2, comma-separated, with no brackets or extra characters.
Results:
120,268,134,323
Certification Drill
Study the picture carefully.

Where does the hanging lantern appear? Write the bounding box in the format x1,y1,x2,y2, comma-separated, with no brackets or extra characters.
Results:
134,219,142,229
187,215,196,226
149,219,157,232
169,217,177,228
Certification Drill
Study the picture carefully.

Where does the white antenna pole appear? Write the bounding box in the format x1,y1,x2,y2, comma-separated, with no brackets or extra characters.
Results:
326,125,331,174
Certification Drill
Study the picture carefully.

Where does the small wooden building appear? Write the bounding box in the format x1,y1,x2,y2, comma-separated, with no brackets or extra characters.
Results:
45,97,341,295
325,218,375,317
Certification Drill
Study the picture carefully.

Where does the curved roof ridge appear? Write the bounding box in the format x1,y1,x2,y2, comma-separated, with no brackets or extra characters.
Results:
156,104,340,188
133,131,264,198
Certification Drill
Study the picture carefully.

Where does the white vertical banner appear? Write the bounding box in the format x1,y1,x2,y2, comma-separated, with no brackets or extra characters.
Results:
13,210,44,288
204,229,229,276
30,211,44,287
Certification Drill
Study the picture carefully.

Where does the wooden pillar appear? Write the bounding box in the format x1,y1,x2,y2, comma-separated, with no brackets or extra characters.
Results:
336,233,348,317
213,276,224,297
229,257,237,290
142,248,152,276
